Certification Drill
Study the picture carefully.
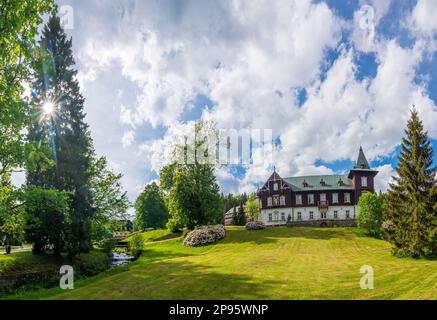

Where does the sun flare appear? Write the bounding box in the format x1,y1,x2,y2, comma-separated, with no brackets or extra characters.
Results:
42,101,55,115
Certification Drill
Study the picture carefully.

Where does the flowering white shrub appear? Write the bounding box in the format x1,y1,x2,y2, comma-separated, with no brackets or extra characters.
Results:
245,221,266,230
183,224,226,247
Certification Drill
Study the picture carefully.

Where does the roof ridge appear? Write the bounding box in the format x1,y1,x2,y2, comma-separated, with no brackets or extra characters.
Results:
284,173,349,179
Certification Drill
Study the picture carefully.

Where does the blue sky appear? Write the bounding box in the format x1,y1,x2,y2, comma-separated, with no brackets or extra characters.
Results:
46,0,437,202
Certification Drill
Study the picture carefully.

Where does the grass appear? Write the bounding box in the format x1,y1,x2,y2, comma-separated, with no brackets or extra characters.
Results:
124,229,177,243
3,227,437,300
0,250,111,296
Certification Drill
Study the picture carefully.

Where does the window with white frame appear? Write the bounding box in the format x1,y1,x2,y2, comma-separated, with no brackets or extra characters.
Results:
320,193,326,202
273,182,278,191
273,195,279,206
346,210,350,219
281,212,285,221
344,192,351,203
308,194,314,204
332,193,339,203
274,212,279,221
309,211,314,220
267,197,272,206
297,212,302,220
268,213,272,222
280,195,285,206
321,212,327,219
296,194,302,205
333,211,338,219
361,176,368,187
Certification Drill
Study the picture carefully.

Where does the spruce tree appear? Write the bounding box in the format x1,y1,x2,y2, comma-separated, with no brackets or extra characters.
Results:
27,16,94,256
384,108,436,258
232,203,246,226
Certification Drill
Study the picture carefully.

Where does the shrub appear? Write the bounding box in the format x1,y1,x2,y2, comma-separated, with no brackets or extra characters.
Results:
100,238,117,257
183,225,226,247
357,192,383,237
128,233,144,258
72,251,111,276
245,221,265,230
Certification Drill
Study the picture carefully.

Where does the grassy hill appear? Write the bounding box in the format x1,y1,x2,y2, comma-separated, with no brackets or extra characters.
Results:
6,227,437,300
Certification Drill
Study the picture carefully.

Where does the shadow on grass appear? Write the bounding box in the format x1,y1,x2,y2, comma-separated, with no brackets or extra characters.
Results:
223,227,354,245
55,258,283,300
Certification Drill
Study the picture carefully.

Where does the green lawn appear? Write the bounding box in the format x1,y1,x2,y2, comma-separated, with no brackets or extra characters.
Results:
0,250,111,296
124,229,175,243
4,227,437,300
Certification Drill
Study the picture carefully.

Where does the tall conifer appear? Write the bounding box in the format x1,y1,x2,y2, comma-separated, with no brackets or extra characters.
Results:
28,16,94,256
384,108,436,258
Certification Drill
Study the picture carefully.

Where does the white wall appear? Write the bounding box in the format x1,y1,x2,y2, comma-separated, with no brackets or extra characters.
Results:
261,205,357,226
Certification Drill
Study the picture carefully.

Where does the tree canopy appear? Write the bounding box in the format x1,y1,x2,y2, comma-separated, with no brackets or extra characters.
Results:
357,192,383,237
135,182,168,230
160,121,223,231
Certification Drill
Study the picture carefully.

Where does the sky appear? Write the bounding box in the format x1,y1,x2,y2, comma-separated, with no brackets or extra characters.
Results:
39,0,437,204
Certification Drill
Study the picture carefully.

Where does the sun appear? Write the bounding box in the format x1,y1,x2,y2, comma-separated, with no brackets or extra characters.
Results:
38,99,59,124
42,101,55,115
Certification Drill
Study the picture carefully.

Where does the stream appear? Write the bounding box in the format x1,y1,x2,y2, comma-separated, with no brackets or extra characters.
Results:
111,252,135,266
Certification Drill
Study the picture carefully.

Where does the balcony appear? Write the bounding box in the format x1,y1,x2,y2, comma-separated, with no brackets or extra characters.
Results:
318,200,329,209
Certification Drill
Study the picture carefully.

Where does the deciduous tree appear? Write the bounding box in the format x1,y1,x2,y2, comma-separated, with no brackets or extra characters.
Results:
357,192,383,237
135,182,167,230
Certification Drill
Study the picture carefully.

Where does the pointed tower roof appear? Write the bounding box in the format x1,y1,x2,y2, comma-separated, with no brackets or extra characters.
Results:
354,146,370,169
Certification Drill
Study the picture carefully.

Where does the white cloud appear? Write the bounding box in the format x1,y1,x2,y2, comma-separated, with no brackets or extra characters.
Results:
409,0,437,36
374,164,396,192
56,0,437,197
121,130,135,148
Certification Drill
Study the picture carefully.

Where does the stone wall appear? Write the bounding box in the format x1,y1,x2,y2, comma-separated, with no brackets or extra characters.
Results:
286,219,356,228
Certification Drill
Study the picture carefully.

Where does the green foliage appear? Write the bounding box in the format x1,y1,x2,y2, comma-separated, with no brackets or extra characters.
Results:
222,192,248,213
99,238,117,257
135,182,168,230
27,15,96,256
160,121,223,230
357,192,383,237
0,250,110,295
166,217,184,233
231,204,246,226
21,185,70,256
128,233,144,258
162,162,223,230
0,0,55,254
244,195,260,221
88,155,130,241
384,109,436,259
0,0,55,176
0,174,26,247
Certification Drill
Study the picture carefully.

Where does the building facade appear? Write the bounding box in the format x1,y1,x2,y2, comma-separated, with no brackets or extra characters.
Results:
257,147,378,227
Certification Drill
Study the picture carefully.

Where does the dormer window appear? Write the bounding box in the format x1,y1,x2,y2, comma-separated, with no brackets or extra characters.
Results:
273,183,278,191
